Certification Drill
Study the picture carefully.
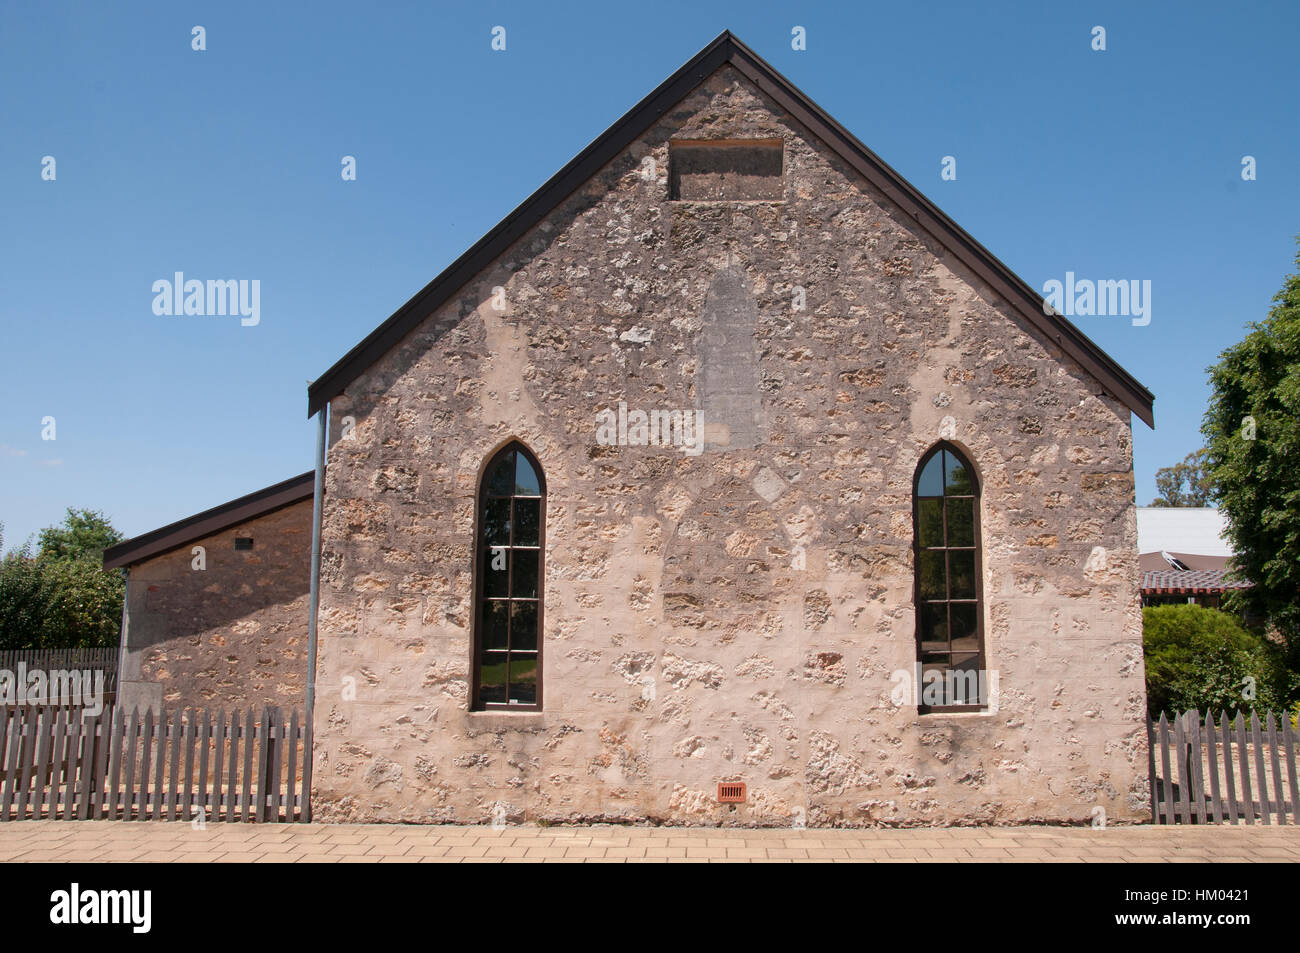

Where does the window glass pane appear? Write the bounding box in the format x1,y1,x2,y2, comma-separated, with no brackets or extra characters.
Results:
515,453,541,496
483,545,509,598
482,600,509,650
917,452,944,497
509,655,538,705
919,659,952,707
510,601,537,651
512,548,538,598
948,550,976,600
918,550,947,600
945,496,975,547
479,652,508,704
944,451,973,495
486,451,515,496
919,602,948,652
949,602,978,652
484,498,511,546
948,654,983,705
514,497,540,547
917,499,943,548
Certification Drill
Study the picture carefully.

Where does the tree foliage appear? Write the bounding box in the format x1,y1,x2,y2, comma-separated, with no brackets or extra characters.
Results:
1149,449,1215,506
0,510,125,650
1143,605,1291,717
1202,238,1300,658
36,508,124,563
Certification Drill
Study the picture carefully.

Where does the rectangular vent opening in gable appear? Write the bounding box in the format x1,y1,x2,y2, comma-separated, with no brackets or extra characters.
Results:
668,139,783,201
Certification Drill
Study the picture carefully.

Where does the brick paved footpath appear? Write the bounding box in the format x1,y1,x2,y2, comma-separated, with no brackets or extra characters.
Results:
2,822,1299,862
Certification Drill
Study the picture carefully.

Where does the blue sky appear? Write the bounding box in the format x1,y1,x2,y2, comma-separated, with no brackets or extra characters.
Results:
1,0,1296,548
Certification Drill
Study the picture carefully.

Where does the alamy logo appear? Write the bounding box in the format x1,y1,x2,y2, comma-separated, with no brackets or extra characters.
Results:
50,883,151,933
1041,272,1151,326
595,401,704,456
890,664,999,710
0,664,104,716
152,272,260,326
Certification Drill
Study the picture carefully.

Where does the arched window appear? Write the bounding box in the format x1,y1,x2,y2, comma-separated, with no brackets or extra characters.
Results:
472,442,545,710
913,443,985,710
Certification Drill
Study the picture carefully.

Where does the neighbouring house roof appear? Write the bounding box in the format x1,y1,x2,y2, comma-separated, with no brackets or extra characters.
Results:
103,472,315,570
1136,507,1233,558
305,30,1154,427
1141,568,1252,595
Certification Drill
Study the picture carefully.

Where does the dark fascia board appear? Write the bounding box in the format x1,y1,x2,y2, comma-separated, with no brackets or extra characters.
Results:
306,31,1154,428
102,472,315,570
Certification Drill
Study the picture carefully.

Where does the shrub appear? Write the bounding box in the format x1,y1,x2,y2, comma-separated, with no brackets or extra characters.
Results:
1143,604,1288,717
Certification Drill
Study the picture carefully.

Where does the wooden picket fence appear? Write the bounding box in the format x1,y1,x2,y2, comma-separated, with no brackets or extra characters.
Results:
0,648,119,704
1147,709,1300,824
0,705,310,822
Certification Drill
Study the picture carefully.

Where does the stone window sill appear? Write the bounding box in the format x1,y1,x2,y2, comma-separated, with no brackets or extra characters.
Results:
465,711,546,731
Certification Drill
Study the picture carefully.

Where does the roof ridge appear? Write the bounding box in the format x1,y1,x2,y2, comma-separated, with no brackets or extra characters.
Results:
306,30,1154,427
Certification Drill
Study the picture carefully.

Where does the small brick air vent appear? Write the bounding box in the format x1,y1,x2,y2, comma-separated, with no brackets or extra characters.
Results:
717,782,747,803
234,538,254,550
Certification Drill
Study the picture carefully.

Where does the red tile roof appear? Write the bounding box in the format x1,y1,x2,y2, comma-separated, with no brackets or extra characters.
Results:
1141,568,1252,594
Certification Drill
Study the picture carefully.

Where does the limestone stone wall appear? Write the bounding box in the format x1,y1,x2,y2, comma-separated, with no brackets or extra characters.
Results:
312,65,1149,826
120,500,312,713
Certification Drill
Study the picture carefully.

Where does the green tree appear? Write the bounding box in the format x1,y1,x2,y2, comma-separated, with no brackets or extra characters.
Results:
36,508,124,563
1202,238,1300,660
1149,449,1215,506
1143,604,1290,717
0,510,125,650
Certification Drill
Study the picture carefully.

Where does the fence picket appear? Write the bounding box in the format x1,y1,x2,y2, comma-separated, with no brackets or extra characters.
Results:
62,709,80,820
242,709,255,822
1267,713,1285,824
1158,713,1173,824
1174,713,1191,824
151,710,167,820
125,709,142,821
215,710,229,821
82,712,103,820
137,709,153,821
197,711,211,823
1251,713,1270,825
287,710,299,823
1188,711,1206,824
226,709,240,823
1220,712,1239,824
302,712,313,823
182,714,195,821
168,713,181,821
108,707,126,820
1285,717,1300,822
1235,713,1255,824
2,709,22,820
1205,711,1222,824
34,708,54,820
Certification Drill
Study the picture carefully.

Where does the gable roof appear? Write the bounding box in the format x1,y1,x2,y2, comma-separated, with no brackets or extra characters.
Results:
306,30,1154,427
103,472,314,570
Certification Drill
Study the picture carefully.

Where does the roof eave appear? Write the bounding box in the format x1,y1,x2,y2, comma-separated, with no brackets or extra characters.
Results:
102,472,315,570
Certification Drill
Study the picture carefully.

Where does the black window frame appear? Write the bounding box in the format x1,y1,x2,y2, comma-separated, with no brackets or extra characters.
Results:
912,441,987,713
471,441,546,712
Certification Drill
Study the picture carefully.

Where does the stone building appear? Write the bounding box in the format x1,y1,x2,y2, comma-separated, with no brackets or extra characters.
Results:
301,32,1154,826
104,473,314,713
105,32,1155,826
